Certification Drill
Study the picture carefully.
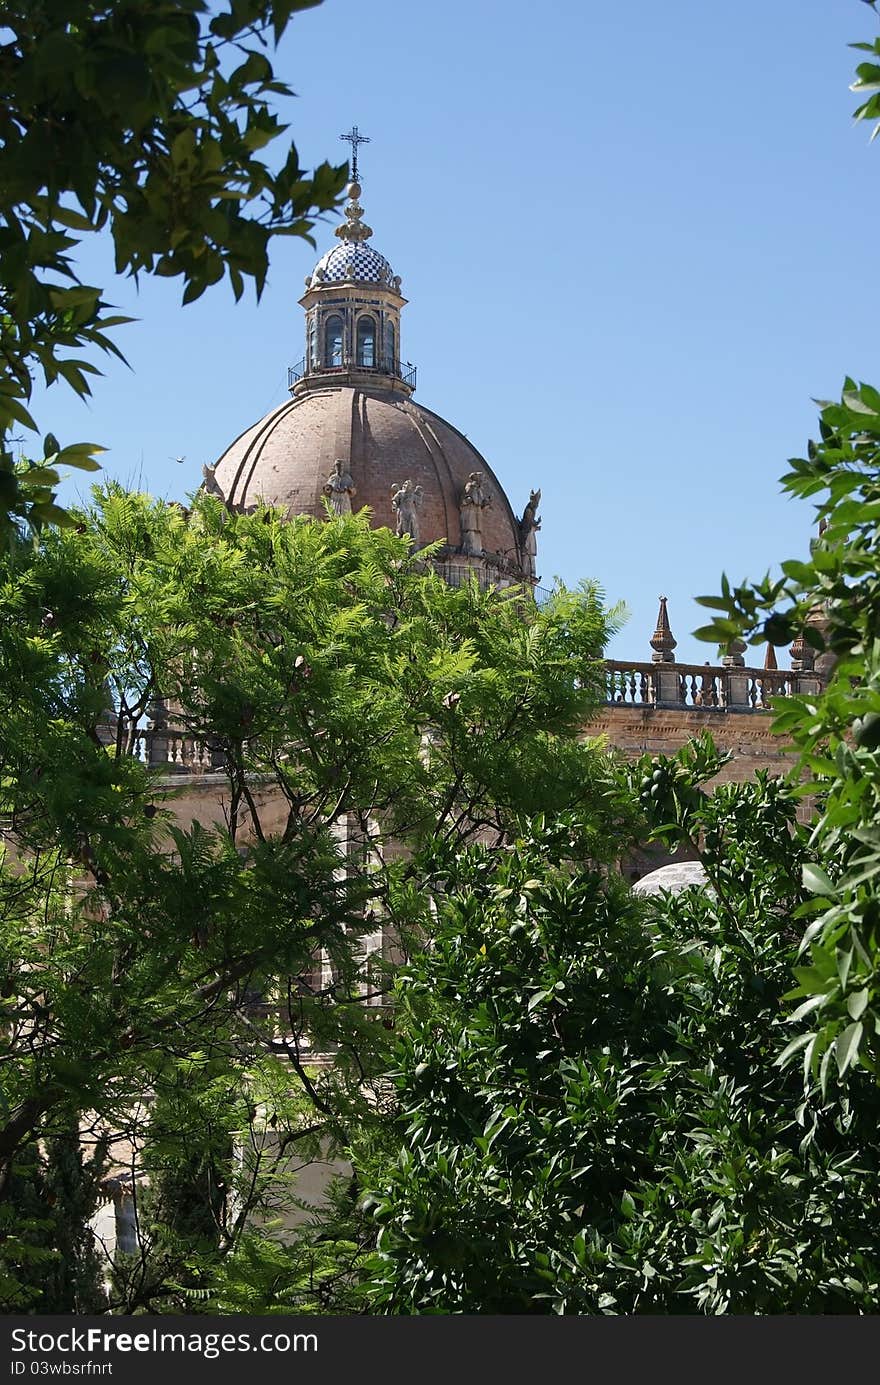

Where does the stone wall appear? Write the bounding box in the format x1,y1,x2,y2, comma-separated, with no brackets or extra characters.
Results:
590,704,797,785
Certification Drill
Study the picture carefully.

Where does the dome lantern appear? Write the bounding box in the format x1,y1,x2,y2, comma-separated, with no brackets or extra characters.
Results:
292,130,414,397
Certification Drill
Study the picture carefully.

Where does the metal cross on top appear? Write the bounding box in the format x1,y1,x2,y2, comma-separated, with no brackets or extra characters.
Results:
340,125,371,182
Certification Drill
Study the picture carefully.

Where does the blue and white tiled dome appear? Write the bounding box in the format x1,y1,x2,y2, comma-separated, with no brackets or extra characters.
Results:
308,240,396,288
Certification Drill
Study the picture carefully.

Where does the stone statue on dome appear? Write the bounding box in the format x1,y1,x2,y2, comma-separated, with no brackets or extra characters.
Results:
201,462,224,498
323,459,357,516
391,478,423,545
519,488,542,579
459,471,492,557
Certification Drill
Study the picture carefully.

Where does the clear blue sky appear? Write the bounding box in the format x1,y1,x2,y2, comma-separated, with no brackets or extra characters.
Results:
41,0,880,665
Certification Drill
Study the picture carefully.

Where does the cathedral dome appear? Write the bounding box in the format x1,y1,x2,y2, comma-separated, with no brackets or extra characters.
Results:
208,384,524,567
203,142,540,584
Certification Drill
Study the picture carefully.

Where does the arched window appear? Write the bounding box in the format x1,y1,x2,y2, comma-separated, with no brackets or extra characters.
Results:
384,320,395,371
356,315,376,368
308,316,318,367
324,315,344,367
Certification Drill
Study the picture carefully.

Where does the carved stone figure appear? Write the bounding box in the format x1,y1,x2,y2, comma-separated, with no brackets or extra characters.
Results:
201,462,224,498
459,471,492,557
518,487,542,579
101,1175,139,1256
391,478,423,545
323,459,357,516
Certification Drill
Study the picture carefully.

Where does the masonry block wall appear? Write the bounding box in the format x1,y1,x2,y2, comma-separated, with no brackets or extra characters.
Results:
591,705,797,783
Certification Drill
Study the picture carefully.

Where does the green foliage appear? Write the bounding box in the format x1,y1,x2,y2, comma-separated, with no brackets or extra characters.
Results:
139,1072,235,1290
0,1146,65,1313
0,0,346,542
851,2,880,142
199,1174,378,1315
692,383,880,1083
361,761,880,1314
0,490,619,1310
40,1129,108,1314
0,1129,107,1313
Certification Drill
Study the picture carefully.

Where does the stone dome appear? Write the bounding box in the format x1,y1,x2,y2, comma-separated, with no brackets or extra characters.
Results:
204,159,541,583
208,383,524,567
632,862,709,896
308,241,397,290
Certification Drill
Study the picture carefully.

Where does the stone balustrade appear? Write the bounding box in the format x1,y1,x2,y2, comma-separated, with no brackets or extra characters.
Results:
604,659,818,711
130,658,818,775
133,727,216,773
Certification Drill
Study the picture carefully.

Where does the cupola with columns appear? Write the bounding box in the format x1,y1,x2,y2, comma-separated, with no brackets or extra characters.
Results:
293,127,414,397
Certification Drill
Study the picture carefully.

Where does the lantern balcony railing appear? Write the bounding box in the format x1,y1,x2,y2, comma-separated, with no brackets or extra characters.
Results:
289,358,417,390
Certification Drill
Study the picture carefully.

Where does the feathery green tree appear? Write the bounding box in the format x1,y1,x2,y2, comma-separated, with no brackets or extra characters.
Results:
0,487,622,1310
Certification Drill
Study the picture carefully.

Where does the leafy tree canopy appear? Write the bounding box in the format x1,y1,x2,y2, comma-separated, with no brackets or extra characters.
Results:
693,383,880,1089
0,489,623,1309
0,0,346,543
361,742,880,1314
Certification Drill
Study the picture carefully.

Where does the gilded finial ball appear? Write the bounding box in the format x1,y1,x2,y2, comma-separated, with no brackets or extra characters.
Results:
347,181,361,200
